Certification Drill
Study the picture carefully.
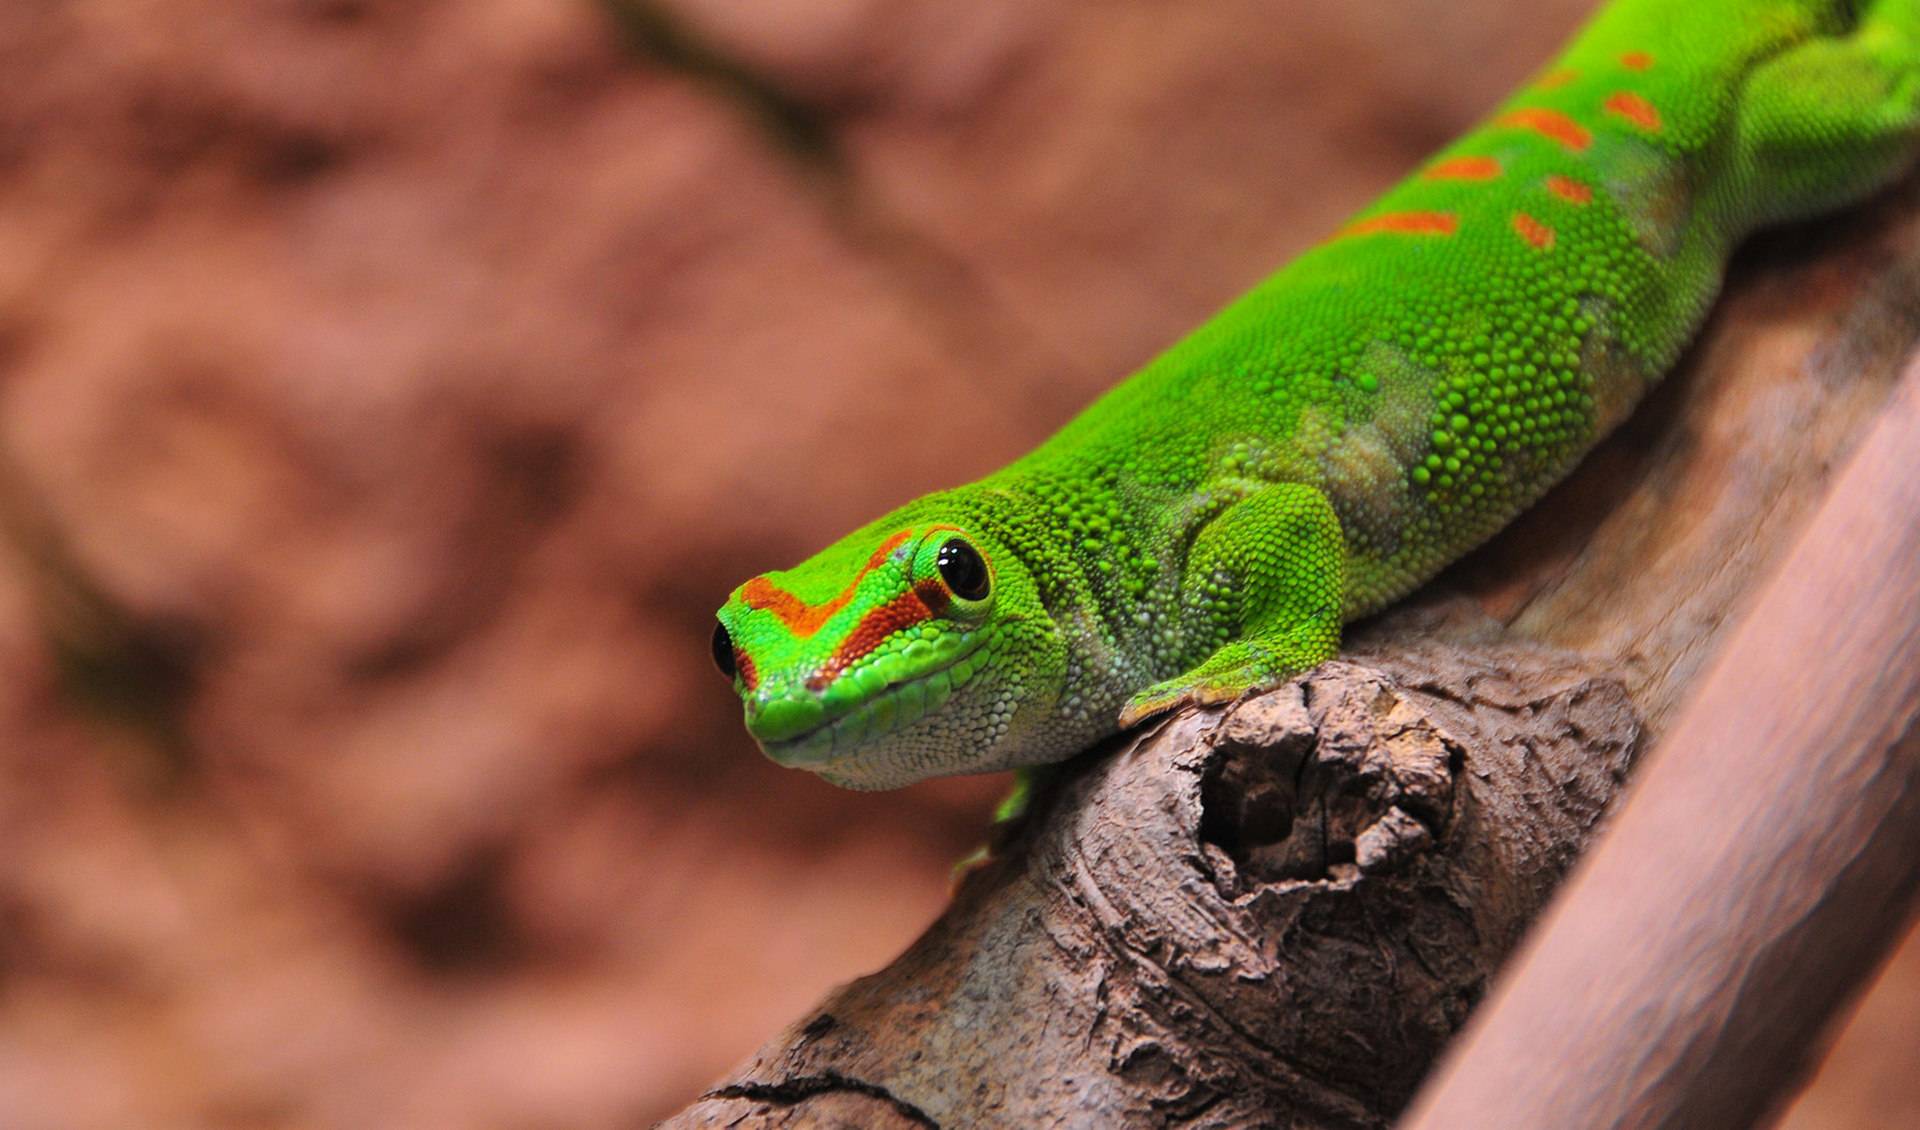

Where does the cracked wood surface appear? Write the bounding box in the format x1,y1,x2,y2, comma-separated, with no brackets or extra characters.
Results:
671,632,1642,1128
662,176,1920,1128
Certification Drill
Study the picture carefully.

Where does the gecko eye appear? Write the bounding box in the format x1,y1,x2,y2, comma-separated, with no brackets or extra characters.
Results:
936,538,991,601
711,622,738,679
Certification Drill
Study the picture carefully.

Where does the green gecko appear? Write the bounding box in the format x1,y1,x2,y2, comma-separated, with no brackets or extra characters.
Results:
712,0,1920,790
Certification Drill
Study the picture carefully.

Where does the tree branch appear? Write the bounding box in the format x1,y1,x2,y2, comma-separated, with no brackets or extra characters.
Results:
1402,354,1920,1130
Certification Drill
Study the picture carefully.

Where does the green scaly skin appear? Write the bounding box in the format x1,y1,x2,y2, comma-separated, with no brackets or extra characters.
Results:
715,0,1920,790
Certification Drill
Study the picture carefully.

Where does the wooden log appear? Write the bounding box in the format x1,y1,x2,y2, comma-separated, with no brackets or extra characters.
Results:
672,623,1642,1128
1401,355,1920,1130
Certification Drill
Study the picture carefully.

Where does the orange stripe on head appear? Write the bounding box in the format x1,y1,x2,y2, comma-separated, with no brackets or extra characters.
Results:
1546,175,1593,205
1535,69,1579,90
1424,156,1502,181
743,528,915,637
1605,91,1662,132
1338,211,1459,239
807,583,947,690
1498,108,1592,151
1512,212,1557,251
1620,52,1654,71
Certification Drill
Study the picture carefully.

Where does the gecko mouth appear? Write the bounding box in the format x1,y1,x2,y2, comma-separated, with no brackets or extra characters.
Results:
756,636,988,768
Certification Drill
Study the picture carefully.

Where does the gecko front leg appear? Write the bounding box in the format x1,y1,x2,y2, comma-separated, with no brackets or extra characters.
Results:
1121,481,1346,727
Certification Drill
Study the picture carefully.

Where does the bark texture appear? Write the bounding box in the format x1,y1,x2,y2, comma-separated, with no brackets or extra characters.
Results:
672,623,1640,1128
664,175,1920,1128
1403,364,1920,1130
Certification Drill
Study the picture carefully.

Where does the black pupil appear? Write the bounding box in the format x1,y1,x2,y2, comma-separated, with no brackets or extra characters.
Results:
711,622,738,679
936,538,990,600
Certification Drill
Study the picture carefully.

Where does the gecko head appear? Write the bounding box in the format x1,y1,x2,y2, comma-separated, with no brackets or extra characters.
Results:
712,501,1067,789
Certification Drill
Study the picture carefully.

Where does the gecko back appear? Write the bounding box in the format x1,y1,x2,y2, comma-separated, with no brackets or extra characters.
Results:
1048,0,1920,616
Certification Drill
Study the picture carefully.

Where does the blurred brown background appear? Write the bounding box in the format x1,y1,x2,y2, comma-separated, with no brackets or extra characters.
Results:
0,1,1911,1126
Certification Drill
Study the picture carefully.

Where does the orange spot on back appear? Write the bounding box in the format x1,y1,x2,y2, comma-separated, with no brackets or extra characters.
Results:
1620,52,1654,71
1424,156,1502,181
1498,108,1592,151
1338,211,1459,239
1512,212,1556,250
1536,69,1579,90
1546,175,1593,205
1605,91,1662,132
743,528,916,637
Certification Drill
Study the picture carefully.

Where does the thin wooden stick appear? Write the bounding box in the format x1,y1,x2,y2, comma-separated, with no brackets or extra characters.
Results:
1402,358,1920,1130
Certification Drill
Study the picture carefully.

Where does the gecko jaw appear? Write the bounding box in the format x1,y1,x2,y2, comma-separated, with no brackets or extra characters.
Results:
754,634,989,768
